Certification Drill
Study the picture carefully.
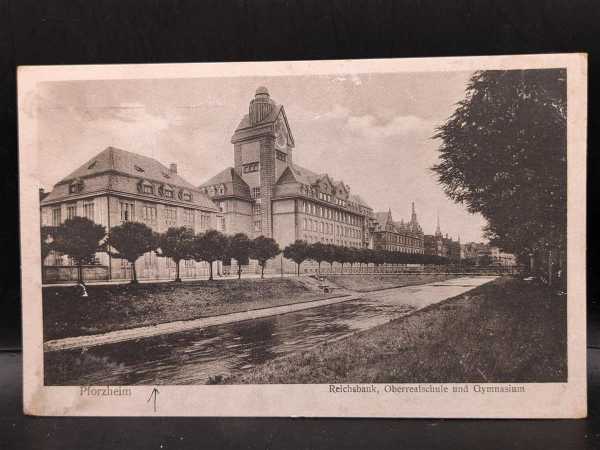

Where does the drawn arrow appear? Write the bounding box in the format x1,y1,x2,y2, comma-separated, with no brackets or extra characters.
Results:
147,387,159,412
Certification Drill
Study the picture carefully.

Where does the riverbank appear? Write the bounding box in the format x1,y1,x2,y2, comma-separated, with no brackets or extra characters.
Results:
43,278,338,341
43,273,459,341
326,273,459,292
225,277,567,384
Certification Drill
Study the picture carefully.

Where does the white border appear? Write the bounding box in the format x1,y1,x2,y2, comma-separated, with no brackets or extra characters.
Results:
18,54,587,417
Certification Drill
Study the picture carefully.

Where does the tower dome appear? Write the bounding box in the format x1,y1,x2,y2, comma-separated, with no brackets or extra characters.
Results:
249,86,274,125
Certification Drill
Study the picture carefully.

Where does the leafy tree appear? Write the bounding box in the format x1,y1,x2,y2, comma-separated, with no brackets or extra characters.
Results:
335,246,351,274
250,236,280,278
157,227,195,282
432,69,567,272
53,217,106,284
228,233,252,279
108,222,158,284
40,225,57,261
283,240,310,276
307,242,327,274
322,244,338,273
192,230,229,281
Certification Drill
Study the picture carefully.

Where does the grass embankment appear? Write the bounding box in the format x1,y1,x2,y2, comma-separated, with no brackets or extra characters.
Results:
43,278,340,341
227,277,567,384
326,273,458,292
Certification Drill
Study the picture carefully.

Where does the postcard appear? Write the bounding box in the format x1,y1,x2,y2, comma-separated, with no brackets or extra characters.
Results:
18,54,587,417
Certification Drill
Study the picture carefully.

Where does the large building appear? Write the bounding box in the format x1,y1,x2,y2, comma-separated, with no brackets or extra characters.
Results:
372,204,424,254
199,86,376,250
40,146,222,281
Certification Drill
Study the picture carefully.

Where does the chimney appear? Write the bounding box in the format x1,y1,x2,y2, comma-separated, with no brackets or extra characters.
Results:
169,163,178,174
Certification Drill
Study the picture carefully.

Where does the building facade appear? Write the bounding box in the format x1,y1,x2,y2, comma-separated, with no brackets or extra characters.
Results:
423,215,461,262
199,86,377,251
40,146,222,281
372,204,424,254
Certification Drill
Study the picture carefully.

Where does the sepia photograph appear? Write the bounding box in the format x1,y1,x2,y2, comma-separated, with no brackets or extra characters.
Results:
18,55,586,417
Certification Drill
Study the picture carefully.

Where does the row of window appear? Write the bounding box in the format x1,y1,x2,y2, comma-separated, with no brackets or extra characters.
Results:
377,232,422,247
379,244,423,254
275,150,287,162
119,201,204,230
243,162,259,173
53,202,95,225
302,235,362,247
303,218,362,239
301,200,362,226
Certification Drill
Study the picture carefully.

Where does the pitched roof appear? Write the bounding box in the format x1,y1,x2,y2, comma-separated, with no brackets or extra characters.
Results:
235,104,284,131
374,211,391,226
199,167,251,199
43,146,216,210
58,146,198,190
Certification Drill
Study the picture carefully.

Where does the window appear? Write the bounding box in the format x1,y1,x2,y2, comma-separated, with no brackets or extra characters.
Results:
83,202,94,221
182,208,194,228
142,204,157,224
304,218,308,230
253,203,262,216
143,184,154,194
120,202,135,222
164,189,174,199
181,191,192,202
199,214,211,230
276,150,287,162
252,187,261,199
164,206,177,227
243,162,260,173
134,165,145,173
52,207,61,226
69,181,83,194
66,204,77,220
254,220,262,232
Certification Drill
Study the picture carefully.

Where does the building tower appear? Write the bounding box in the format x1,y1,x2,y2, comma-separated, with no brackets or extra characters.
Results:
435,211,442,237
230,87,295,238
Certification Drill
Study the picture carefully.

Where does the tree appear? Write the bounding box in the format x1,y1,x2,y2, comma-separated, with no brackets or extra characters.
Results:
432,69,567,277
283,240,310,276
250,236,280,278
53,217,106,284
307,242,327,274
335,246,350,274
108,222,158,284
322,244,338,273
157,227,195,282
40,225,57,261
228,233,252,279
192,230,229,281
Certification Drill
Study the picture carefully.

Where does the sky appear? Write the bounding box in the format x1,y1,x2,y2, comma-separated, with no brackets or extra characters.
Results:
33,70,488,243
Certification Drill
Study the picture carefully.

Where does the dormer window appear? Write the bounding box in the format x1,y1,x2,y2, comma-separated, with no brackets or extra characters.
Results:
162,171,171,179
134,165,145,173
182,192,192,202
87,161,97,170
68,179,84,194
164,188,174,199
143,184,154,194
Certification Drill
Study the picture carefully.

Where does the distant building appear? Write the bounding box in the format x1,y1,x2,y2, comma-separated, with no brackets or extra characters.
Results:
424,214,461,262
372,203,424,254
461,242,517,266
40,146,221,281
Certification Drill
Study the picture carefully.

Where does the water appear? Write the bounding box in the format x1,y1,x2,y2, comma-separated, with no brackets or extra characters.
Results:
44,276,495,385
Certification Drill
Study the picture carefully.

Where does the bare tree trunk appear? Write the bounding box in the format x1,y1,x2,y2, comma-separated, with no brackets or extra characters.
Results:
131,260,138,284
238,265,242,279
261,264,265,278
175,259,181,282
209,261,213,280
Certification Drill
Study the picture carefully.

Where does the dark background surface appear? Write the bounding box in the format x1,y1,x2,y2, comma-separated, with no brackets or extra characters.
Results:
1,0,599,448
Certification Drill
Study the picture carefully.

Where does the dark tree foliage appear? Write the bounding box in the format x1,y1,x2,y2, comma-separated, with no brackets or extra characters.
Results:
250,236,280,279
41,225,57,261
227,233,252,279
53,217,107,284
283,240,310,276
192,230,229,281
158,227,195,282
432,69,567,263
108,222,158,284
